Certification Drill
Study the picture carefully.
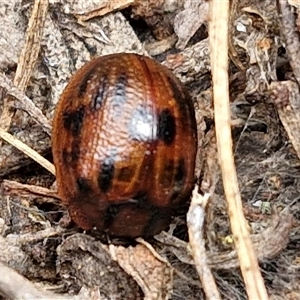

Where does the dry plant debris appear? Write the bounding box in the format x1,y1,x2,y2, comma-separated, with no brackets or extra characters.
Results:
210,0,267,298
0,0,299,299
187,188,220,300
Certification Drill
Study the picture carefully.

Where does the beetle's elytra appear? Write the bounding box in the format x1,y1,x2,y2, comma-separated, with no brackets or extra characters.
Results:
52,53,197,238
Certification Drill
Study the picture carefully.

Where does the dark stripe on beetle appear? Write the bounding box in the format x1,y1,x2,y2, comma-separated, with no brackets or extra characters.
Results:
98,159,115,192
62,146,80,166
62,106,85,137
91,75,108,110
112,73,128,115
157,109,176,145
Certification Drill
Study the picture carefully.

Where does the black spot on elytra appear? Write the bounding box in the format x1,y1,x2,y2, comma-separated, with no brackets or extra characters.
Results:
117,166,135,183
78,67,97,98
91,76,108,110
175,158,186,184
157,109,176,145
98,159,115,193
62,106,85,137
76,177,92,193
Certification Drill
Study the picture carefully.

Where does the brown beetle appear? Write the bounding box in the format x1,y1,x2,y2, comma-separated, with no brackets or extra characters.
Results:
52,53,197,238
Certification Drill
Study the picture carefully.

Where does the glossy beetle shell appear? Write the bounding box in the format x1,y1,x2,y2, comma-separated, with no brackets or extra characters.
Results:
52,53,197,238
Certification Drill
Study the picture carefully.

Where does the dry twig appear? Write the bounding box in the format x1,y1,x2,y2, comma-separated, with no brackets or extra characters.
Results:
0,128,55,175
2,179,59,201
0,261,101,300
209,0,268,298
0,0,49,133
0,72,51,134
277,0,300,86
0,261,62,300
156,212,293,271
187,186,221,300
74,0,135,23
0,0,53,176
